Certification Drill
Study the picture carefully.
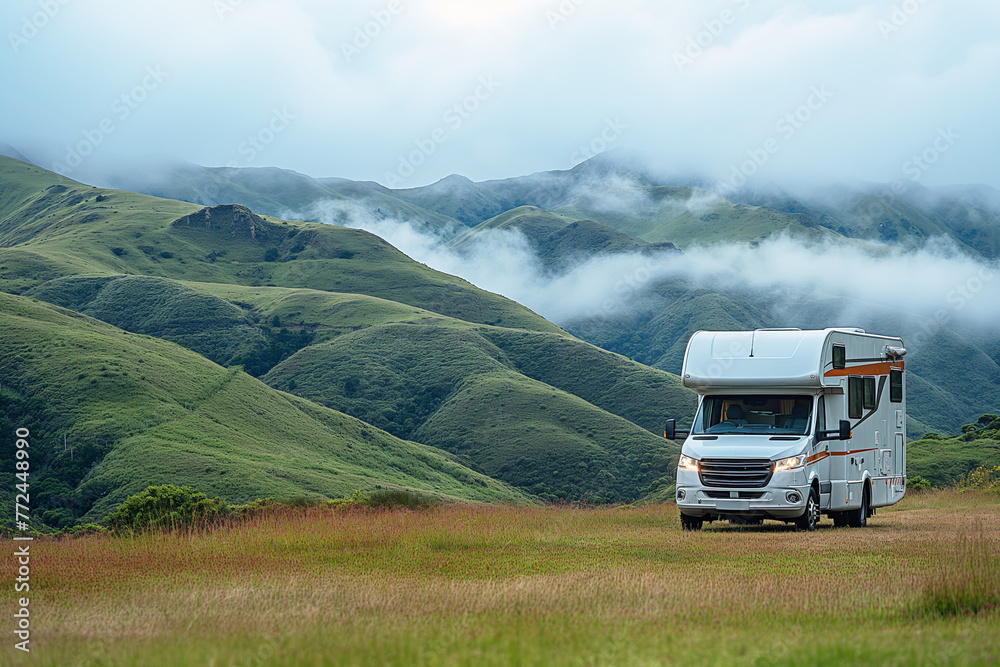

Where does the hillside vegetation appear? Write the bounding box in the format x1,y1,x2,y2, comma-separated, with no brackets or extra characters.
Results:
0,293,524,527
907,414,1000,487
0,156,697,520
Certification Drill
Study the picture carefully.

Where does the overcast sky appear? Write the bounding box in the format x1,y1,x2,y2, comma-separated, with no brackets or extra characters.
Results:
3,0,998,189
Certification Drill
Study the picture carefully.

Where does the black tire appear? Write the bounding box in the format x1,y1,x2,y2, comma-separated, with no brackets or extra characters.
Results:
847,486,869,528
680,513,703,531
795,489,820,531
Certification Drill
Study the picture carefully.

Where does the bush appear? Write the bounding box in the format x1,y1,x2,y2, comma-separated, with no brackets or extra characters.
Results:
365,488,439,510
908,475,932,492
960,414,1000,439
105,484,230,533
326,489,439,510
263,248,280,262
955,465,1000,493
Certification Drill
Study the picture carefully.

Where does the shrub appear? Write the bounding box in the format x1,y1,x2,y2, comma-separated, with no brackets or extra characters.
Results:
325,489,439,510
326,489,371,509
955,465,1000,494
64,523,107,537
110,247,127,257
105,484,230,533
263,248,280,262
365,488,439,510
908,475,932,492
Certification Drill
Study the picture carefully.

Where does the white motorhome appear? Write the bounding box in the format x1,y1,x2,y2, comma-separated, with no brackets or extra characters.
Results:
664,328,907,531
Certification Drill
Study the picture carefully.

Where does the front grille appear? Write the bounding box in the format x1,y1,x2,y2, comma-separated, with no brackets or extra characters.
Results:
700,459,773,488
703,490,766,499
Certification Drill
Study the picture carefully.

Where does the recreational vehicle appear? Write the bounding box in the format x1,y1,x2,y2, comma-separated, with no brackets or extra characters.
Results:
664,328,907,531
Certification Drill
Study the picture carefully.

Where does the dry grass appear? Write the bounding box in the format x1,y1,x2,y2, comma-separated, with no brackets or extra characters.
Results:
3,490,998,666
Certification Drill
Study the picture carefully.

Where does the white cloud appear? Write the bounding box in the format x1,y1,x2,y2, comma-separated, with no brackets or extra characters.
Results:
2,0,998,187
294,199,1000,330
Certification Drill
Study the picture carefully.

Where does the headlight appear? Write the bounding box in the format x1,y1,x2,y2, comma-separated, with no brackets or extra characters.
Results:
678,455,699,472
774,454,806,472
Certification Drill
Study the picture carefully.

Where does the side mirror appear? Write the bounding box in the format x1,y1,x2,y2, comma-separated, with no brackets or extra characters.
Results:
663,419,690,440
818,420,853,441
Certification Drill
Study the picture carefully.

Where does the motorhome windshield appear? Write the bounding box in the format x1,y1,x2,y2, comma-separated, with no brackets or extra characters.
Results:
692,395,813,436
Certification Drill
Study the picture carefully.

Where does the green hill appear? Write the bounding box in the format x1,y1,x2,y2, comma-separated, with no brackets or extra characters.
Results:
451,206,677,271
0,293,524,528
0,156,558,332
1,156,696,511
387,174,515,226
261,322,691,501
103,162,462,231
907,418,1000,487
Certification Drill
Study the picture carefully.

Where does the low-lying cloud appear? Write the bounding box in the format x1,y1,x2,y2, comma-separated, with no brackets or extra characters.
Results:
295,199,999,332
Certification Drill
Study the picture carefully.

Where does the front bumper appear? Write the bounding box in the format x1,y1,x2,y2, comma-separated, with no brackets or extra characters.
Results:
676,468,811,520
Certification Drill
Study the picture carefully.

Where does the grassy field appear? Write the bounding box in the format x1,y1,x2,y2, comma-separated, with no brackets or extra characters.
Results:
2,490,997,666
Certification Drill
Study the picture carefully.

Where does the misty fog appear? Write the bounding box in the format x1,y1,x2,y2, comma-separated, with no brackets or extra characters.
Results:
292,199,999,334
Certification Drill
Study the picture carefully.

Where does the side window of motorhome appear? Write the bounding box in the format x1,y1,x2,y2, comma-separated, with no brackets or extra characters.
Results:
863,377,876,410
848,376,863,419
816,395,826,434
890,368,903,402
832,344,846,369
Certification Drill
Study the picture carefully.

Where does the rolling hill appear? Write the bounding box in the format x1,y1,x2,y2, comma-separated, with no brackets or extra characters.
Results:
0,292,525,527
0,155,697,522
3,150,997,523
450,206,678,272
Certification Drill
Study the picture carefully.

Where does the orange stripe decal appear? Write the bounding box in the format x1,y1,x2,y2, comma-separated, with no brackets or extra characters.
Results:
824,361,904,377
829,447,878,457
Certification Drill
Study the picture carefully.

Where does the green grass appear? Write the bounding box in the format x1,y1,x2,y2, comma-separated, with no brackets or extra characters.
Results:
0,292,525,526
907,432,1000,487
1,491,996,666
